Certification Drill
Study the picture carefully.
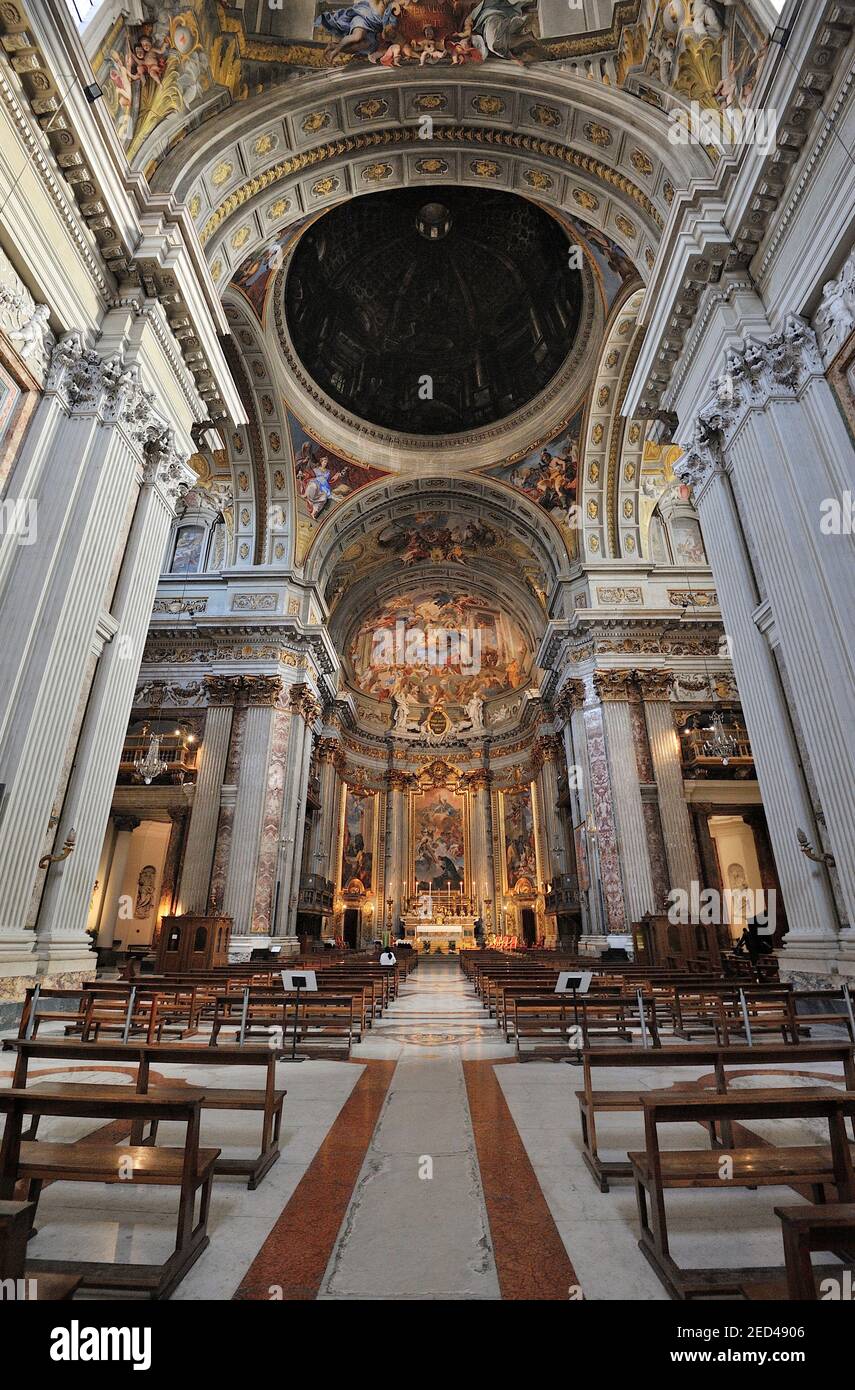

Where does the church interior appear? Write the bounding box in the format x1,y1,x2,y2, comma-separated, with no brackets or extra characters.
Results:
0,0,854,1330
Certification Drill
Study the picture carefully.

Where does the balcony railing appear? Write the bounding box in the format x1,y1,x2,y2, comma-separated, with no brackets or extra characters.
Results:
545,874,580,913
297,874,335,914
117,734,198,785
679,728,754,778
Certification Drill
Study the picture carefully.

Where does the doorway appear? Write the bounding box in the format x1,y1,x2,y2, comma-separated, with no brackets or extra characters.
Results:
343,908,360,949
521,907,536,946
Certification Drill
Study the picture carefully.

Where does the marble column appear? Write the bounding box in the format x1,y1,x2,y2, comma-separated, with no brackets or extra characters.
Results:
0,332,191,973
533,735,567,885
96,817,140,949
466,768,493,916
223,676,282,937
554,681,594,933
688,318,855,929
637,670,700,896
595,670,656,924
677,396,840,963
155,809,188,943
385,771,410,926
32,444,190,972
177,677,239,914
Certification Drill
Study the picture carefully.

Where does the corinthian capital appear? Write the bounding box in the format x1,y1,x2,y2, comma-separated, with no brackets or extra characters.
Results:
675,406,728,497
203,675,242,707
593,669,638,702
553,678,585,724
634,669,674,701
288,682,322,725
238,674,282,707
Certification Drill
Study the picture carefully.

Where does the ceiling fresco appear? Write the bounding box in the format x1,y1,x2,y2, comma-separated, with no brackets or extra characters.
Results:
88,2,771,177
482,406,584,557
288,411,390,563
324,508,550,611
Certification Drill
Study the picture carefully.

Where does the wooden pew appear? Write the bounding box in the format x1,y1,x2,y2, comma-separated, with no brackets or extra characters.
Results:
0,1089,219,1299
208,990,355,1057
629,1091,855,1299
4,1038,286,1190
514,992,660,1059
0,1200,81,1301
577,1040,855,1191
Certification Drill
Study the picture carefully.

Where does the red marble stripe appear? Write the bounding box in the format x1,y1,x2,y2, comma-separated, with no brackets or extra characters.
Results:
463,1059,581,1300
233,1059,396,1301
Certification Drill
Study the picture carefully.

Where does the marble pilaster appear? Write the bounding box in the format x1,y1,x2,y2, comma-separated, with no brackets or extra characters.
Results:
637,670,700,896
595,671,656,924
222,676,282,937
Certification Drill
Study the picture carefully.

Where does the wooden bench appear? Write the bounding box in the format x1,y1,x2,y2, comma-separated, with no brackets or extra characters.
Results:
577,1040,855,1191
514,993,660,1059
629,1091,855,1300
208,990,355,1058
0,1089,219,1299
0,1200,81,1301
4,1038,286,1190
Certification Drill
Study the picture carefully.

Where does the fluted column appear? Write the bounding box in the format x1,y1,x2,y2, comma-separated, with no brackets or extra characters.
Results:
690,318,855,927
223,676,282,937
177,677,239,914
0,334,191,958
595,671,656,924
385,771,410,925
677,408,840,955
31,439,192,971
637,670,699,896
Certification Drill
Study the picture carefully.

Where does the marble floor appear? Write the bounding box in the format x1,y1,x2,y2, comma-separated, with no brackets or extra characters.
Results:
1,959,845,1300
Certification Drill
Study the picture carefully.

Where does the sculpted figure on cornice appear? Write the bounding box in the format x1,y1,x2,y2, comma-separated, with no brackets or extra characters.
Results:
0,249,54,380
813,249,855,367
133,679,206,708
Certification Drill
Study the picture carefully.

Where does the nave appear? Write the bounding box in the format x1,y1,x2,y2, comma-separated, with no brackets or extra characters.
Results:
3,952,854,1305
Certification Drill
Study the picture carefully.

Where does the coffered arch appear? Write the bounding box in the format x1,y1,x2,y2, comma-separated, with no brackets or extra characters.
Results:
152,67,713,291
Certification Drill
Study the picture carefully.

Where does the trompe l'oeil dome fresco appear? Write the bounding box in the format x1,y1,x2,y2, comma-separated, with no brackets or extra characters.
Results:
283,186,583,436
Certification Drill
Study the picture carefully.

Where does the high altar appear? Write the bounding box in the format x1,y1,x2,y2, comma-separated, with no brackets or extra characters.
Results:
401,891,479,949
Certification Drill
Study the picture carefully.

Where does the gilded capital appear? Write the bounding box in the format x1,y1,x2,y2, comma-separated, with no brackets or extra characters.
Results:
593,669,638,702
203,674,242,707
238,674,282,707
553,679,585,723
634,669,674,701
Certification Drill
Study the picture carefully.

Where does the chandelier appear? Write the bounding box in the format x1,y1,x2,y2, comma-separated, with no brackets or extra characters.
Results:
134,725,168,784
700,708,738,765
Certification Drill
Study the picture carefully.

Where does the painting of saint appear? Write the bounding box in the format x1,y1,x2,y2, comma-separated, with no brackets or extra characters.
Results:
341,792,374,891
671,518,707,566
289,416,387,559
503,789,537,891
171,524,204,573
232,216,315,321
414,787,466,892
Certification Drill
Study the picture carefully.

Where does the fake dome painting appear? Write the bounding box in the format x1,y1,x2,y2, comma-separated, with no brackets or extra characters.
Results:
282,186,583,436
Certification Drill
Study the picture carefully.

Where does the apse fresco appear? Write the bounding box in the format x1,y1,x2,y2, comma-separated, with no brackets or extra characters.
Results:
413,787,466,893
502,788,537,892
288,414,388,563
485,409,583,555
324,511,549,612
347,586,529,707
340,790,375,891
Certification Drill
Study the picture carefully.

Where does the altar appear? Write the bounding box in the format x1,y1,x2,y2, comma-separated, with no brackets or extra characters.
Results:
401,893,479,950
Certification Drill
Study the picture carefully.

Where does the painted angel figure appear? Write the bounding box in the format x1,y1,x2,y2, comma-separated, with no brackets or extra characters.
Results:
317,0,407,62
